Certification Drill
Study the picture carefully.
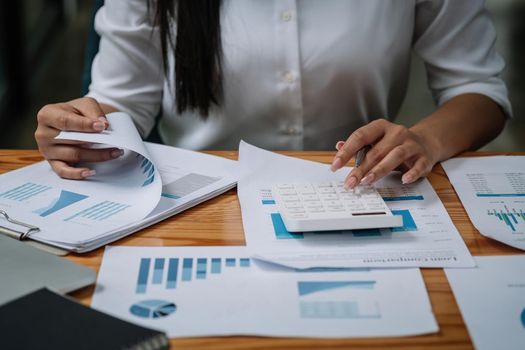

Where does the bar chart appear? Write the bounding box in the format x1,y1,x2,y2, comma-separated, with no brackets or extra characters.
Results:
376,185,425,202
140,156,155,187
64,200,130,222
297,281,381,319
487,206,525,232
0,182,51,202
161,173,221,199
135,256,251,294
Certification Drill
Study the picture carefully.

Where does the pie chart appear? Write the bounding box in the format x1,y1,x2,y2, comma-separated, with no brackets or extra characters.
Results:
130,299,176,319
521,308,525,328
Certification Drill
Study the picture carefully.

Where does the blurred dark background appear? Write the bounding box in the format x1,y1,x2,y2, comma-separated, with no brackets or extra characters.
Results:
0,0,523,150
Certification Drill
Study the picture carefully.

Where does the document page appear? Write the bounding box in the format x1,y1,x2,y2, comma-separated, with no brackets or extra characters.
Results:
92,246,438,338
0,113,238,251
442,156,525,250
0,113,162,247
445,256,525,350
238,141,474,268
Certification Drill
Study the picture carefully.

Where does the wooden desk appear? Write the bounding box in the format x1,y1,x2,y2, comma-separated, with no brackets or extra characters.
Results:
1,150,523,350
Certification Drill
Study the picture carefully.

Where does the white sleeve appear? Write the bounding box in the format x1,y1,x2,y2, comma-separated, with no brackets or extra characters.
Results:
413,0,512,118
86,0,164,136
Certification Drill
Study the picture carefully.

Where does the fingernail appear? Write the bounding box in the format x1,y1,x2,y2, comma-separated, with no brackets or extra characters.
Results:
111,149,124,158
93,121,105,131
81,170,96,178
344,176,358,190
98,116,107,122
335,141,345,151
402,174,413,184
330,157,343,172
361,172,376,185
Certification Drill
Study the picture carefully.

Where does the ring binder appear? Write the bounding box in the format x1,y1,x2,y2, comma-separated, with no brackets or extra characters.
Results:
0,210,40,240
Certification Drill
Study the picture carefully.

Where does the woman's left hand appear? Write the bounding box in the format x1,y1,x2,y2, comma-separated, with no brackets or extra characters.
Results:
330,118,438,189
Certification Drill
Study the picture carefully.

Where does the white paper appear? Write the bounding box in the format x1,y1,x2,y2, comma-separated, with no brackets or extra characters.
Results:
92,246,438,338
0,113,238,251
238,141,474,268
445,256,525,350
442,157,525,250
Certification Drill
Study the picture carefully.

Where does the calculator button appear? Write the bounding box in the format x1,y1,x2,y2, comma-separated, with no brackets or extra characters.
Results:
276,183,295,190
295,184,316,194
301,194,320,202
282,195,300,202
320,193,339,201
317,187,336,194
284,202,303,209
317,182,333,188
278,189,298,196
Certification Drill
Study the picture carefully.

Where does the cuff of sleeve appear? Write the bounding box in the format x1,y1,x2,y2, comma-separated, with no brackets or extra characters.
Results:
434,79,513,119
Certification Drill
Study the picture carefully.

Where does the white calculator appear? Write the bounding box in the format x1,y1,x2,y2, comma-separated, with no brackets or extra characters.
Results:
272,182,403,232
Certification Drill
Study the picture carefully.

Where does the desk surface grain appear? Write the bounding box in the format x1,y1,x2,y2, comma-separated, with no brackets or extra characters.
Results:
1,149,523,350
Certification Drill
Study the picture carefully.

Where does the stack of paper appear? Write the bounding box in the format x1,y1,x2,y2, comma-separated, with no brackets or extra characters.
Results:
0,113,238,252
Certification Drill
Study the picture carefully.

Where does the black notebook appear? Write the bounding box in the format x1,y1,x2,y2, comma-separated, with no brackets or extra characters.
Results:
0,288,169,350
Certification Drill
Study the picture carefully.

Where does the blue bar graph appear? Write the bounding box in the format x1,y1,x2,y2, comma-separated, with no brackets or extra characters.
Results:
488,207,525,233
167,258,179,289
211,258,221,273
300,301,381,319
0,182,51,201
135,256,252,294
182,258,193,281
152,258,165,284
262,200,276,205
64,201,130,222
196,258,207,279
298,281,376,296
136,258,151,294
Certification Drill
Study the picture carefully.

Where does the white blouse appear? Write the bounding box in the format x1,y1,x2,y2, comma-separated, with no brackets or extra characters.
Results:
88,0,512,150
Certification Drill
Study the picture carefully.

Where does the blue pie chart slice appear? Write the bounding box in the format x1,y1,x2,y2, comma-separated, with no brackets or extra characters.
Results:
521,308,525,328
130,300,176,319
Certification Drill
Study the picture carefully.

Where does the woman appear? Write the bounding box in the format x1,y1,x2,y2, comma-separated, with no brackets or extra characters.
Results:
35,0,511,189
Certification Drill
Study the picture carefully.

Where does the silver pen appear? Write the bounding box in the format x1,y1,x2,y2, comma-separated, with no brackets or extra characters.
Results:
355,145,371,167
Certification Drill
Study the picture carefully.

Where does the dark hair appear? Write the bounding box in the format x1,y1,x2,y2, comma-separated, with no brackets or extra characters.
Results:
152,0,223,117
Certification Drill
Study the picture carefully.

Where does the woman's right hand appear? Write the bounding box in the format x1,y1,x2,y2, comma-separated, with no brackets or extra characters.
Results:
35,97,123,180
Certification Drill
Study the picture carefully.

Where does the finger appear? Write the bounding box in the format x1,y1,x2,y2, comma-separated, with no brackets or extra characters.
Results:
71,97,109,126
331,119,389,171
38,105,106,132
401,157,433,185
342,137,397,189
365,145,417,184
44,145,124,164
49,160,96,180
35,125,96,146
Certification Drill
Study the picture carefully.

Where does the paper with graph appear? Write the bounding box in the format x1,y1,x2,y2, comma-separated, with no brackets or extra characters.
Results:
445,256,525,350
442,156,525,250
238,141,474,268
0,113,237,252
92,246,438,337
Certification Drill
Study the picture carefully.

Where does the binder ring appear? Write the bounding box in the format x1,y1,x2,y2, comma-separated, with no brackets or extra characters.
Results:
0,210,40,240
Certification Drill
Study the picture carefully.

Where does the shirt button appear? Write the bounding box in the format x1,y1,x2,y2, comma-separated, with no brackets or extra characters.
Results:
287,127,301,135
283,71,294,83
281,11,292,22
